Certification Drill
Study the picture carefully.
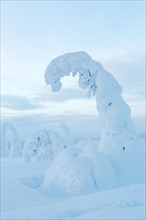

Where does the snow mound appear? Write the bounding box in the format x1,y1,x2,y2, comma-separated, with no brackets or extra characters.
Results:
40,147,116,196
83,145,116,191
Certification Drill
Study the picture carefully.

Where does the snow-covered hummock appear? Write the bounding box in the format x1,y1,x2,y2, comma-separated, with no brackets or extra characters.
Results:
45,51,145,185
23,126,74,163
1,123,22,157
40,147,116,196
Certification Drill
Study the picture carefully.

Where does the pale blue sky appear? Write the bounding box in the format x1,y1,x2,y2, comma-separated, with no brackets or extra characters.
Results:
1,0,145,117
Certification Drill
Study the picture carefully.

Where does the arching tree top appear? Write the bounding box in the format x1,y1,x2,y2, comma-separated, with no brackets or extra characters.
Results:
45,51,102,96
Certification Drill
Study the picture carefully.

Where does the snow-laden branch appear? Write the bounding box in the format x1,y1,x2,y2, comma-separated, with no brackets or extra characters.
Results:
45,51,102,96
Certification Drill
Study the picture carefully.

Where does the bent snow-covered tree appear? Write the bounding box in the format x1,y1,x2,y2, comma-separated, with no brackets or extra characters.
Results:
44,51,144,184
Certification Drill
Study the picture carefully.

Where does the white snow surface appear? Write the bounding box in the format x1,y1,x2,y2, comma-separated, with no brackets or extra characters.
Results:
1,157,145,220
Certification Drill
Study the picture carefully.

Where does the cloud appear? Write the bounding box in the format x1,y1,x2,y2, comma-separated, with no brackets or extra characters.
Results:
100,49,145,89
35,87,92,103
123,88,145,103
1,95,42,110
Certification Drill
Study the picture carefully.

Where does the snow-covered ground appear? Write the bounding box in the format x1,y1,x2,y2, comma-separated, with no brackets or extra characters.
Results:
1,115,145,220
1,52,145,219
1,157,145,220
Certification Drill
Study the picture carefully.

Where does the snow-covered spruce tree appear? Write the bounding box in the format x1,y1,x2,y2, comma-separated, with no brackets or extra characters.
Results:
44,52,144,184
23,126,74,163
23,129,55,163
1,123,22,157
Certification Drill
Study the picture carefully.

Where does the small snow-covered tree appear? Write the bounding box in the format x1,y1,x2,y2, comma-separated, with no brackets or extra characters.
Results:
44,51,144,184
1,123,22,157
23,126,73,163
23,129,53,163
59,123,75,148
